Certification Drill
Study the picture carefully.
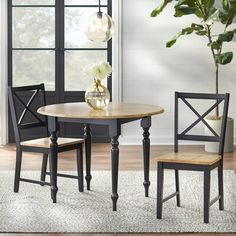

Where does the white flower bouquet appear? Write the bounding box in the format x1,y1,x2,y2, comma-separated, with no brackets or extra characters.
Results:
84,61,112,110
89,61,112,81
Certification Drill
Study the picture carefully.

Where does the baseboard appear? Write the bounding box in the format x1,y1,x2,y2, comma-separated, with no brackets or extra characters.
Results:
119,135,173,145
7,134,236,146
119,135,236,146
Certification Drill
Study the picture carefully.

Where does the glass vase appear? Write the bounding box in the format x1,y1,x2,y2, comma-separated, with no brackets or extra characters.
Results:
85,79,110,110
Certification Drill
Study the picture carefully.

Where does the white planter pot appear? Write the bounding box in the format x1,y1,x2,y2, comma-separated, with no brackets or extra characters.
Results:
205,117,234,153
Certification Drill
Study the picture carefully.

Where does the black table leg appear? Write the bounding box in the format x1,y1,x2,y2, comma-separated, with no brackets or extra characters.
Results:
141,117,151,197
111,135,120,211
109,120,121,211
48,117,58,203
84,124,92,190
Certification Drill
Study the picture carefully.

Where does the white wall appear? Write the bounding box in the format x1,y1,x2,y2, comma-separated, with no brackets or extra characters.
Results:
120,0,236,145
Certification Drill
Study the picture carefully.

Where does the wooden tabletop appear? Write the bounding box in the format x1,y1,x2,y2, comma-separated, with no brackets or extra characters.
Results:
37,102,164,119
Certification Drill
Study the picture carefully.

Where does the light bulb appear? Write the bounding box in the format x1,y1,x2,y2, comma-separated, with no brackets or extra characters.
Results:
85,12,114,43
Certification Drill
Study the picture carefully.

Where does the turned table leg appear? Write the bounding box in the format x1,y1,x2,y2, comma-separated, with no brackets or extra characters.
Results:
84,124,92,190
48,117,58,203
109,120,121,211
141,117,151,197
111,135,120,211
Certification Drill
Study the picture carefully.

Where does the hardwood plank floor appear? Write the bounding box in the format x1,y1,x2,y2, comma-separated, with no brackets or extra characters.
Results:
0,144,236,236
1,144,236,171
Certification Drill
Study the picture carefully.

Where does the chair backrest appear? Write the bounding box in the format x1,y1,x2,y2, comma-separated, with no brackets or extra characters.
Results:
174,92,229,156
8,84,48,144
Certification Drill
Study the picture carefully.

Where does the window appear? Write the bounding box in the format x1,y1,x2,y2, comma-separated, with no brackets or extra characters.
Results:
8,0,113,142
9,0,112,94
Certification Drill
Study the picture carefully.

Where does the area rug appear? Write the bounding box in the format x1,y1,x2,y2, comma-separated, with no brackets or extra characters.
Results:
0,170,236,233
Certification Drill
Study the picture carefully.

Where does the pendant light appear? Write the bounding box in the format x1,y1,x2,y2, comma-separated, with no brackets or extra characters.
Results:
85,0,114,43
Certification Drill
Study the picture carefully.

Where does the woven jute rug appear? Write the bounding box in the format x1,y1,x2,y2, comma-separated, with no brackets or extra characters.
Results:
0,170,236,233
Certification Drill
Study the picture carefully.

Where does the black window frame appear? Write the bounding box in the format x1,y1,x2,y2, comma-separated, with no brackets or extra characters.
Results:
8,0,113,103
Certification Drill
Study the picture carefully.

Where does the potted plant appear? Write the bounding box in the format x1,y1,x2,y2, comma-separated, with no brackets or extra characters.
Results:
151,0,236,152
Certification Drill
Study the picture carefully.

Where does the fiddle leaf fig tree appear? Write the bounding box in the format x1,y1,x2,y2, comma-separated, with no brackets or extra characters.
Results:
151,0,236,117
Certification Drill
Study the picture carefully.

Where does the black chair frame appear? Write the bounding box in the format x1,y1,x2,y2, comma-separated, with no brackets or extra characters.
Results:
8,84,84,200
156,92,230,223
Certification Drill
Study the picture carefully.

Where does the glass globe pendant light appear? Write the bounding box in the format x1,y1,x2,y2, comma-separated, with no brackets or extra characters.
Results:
85,0,114,43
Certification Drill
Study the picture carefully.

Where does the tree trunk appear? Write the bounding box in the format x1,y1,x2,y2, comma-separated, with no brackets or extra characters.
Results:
215,64,219,117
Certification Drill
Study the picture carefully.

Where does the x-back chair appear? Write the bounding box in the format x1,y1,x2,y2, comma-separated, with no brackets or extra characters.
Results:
8,84,84,202
155,92,229,223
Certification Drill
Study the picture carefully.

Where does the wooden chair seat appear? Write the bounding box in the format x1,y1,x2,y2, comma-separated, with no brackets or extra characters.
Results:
155,153,221,165
21,137,84,149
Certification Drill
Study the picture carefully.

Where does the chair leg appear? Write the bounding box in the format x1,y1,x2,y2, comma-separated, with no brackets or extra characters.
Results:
48,154,52,183
77,144,84,192
157,162,164,219
218,160,224,210
14,147,22,193
40,154,48,186
175,169,181,207
204,170,211,223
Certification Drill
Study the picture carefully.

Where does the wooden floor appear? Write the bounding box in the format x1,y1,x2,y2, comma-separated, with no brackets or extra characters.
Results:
1,144,236,171
0,144,236,236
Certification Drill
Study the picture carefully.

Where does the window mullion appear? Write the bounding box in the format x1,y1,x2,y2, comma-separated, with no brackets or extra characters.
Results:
55,0,65,102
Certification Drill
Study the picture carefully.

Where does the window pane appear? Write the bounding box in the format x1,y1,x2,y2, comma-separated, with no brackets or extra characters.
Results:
12,7,55,48
65,0,107,5
65,7,107,48
13,51,55,90
65,51,107,91
12,0,55,5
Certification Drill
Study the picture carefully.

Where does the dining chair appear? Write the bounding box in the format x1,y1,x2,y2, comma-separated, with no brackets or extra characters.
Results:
8,84,84,202
155,92,229,223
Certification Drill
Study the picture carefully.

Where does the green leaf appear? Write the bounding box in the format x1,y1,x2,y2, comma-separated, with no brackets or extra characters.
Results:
218,31,234,42
226,2,236,27
195,9,205,18
195,30,207,35
215,52,233,64
166,26,196,47
220,1,236,26
151,0,172,17
166,32,182,47
206,9,219,25
175,0,195,7
191,23,204,30
166,22,209,47
204,0,215,11
191,23,206,35
223,0,230,10
219,10,229,24
174,6,196,17
208,41,221,50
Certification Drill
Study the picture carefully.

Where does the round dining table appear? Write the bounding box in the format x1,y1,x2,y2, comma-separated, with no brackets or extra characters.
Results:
38,102,164,211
